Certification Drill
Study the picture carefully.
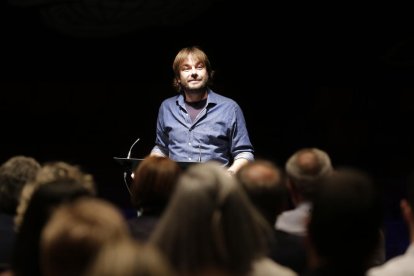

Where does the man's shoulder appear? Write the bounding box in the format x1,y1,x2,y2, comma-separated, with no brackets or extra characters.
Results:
209,90,238,106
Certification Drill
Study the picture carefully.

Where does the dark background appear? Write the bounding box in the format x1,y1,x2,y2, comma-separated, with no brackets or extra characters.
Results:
3,0,414,258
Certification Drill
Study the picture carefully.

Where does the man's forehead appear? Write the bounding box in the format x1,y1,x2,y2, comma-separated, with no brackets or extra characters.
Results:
182,54,203,65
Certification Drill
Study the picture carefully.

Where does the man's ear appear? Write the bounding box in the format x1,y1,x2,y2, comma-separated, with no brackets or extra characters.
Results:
401,199,413,223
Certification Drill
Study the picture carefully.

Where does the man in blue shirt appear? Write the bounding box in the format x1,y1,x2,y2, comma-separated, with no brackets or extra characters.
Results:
150,46,254,174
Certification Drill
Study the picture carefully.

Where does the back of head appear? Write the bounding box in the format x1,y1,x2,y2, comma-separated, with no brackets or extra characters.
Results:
33,161,95,194
0,155,41,215
130,156,181,212
237,159,288,224
15,161,96,229
40,197,131,276
285,148,333,201
308,168,383,268
21,179,95,229
150,161,270,275
84,240,175,276
12,179,95,276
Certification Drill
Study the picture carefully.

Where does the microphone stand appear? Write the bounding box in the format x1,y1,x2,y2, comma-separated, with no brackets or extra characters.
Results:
127,138,140,159
123,137,140,195
123,171,132,195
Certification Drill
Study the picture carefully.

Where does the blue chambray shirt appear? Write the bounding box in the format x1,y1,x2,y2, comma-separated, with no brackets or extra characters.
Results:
151,89,254,166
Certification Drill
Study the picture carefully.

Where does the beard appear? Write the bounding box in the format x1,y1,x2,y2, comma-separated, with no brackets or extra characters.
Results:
184,86,206,95
181,78,208,93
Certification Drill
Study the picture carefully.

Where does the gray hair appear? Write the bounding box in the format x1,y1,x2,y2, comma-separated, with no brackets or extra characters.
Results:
285,148,333,200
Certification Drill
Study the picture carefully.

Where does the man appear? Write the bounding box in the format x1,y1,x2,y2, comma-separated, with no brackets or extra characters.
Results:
237,159,308,274
0,156,41,273
275,148,333,236
150,46,254,174
304,168,383,276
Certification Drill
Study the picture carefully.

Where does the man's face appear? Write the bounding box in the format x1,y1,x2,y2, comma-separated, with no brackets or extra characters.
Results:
178,54,208,92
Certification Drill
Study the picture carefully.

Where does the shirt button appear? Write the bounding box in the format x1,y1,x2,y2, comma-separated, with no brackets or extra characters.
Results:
188,157,192,160
188,142,191,146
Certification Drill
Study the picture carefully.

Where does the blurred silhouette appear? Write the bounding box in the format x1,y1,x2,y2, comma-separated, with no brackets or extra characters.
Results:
303,168,383,276
127,156,181,241
367,172,414,276
11,179,95,276
0,156,41,272
85,239,175,276
237,159,308,274
14,161,96,230
150,161,297,276
40,197,131,276
275,147,333,236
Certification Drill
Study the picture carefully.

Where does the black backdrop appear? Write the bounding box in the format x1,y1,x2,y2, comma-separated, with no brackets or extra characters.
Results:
3,0,414,258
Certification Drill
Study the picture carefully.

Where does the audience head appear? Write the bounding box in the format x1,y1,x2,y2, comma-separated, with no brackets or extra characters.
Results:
236,159,288,224
12,178,95,276
130,156,181,213
285,147,333,202
150,161,271,276
15,161,96,229
307,168,383,269
0,155,41,215
84,240,175,276
40,197,131,276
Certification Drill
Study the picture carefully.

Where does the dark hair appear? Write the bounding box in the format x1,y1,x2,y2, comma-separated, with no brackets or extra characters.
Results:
308,168,383,268
12,179,94,276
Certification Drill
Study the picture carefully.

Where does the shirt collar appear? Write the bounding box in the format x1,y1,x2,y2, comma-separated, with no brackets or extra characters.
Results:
177,88,218,107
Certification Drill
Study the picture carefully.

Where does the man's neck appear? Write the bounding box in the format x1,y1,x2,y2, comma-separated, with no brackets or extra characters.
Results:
184,89,208,103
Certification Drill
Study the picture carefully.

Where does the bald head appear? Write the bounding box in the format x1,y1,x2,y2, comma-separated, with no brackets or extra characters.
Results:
296,151,322,175
240,161,282,188
237,160,288,223
285,148,333,200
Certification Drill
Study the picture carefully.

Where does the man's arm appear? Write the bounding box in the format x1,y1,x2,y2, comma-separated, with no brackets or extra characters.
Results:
227,103,254,175
227,158,249,175
150,146,167,157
